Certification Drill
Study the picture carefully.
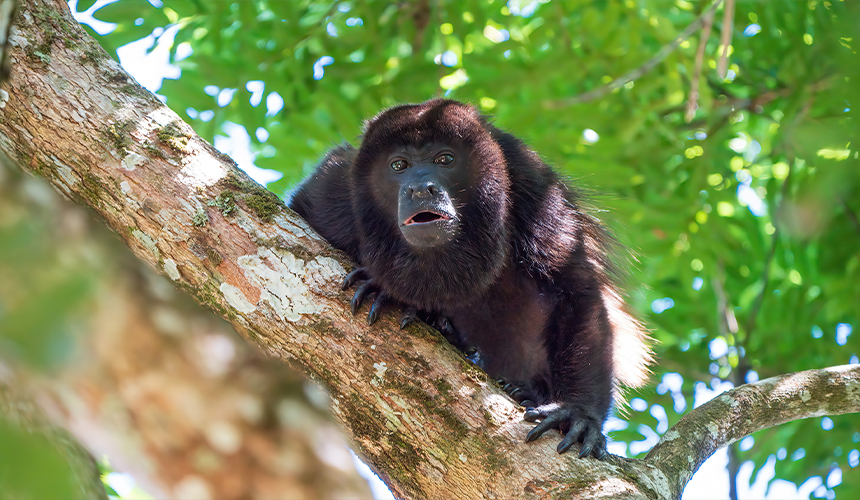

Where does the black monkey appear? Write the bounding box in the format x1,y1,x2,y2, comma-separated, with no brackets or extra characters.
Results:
289,99,651,458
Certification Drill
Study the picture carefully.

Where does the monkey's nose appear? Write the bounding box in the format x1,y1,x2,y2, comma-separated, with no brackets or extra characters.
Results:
409,181,439,199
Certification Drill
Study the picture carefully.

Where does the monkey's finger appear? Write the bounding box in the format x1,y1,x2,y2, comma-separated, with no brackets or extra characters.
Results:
520,400,536,408
593,438,608,460
577,427,602,458
525,414,562,442
367,292,387,325
342,268,369,291
557,420,586,454
579,431,606,459
399,308,418,329
350,281,376,315
523,408,543,422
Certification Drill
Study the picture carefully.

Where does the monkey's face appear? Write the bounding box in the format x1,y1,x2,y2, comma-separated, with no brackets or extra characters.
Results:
372,141,471,249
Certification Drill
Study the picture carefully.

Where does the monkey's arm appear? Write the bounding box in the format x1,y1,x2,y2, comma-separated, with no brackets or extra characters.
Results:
287,144,361,262
523,269,615,459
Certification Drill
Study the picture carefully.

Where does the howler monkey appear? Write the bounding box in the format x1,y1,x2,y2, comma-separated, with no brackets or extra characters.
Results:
289,99,651,458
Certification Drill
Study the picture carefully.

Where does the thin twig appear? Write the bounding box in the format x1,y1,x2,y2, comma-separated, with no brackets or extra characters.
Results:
742,155,794,337
713,261,738,337
839,197,860,238
545,0,724,109
686,8,715,122
683,79,833,133
0,0,19,83
717,0,735,79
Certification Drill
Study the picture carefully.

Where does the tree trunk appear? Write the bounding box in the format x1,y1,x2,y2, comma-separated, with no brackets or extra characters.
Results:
1,1,858,499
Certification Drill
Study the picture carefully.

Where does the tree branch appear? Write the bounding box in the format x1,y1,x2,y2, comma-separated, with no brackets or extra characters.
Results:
839,196,860,238
646,364,860,500
716,0,735,79
0,0,16,82
0,153,374,499
685,7,714,122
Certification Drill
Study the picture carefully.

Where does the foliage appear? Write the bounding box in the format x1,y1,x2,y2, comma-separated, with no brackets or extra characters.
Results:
0,165,101,498
73,0,860,496
0,170,96,370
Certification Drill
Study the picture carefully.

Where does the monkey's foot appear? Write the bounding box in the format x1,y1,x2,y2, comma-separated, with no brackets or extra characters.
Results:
341,267,369,290
425,315,470,351
342,267,387,325
399,308,419,329
523,404,607,458
496,380,536,406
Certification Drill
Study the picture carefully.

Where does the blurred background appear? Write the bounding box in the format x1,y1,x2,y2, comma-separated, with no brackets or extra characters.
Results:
1,0,858,498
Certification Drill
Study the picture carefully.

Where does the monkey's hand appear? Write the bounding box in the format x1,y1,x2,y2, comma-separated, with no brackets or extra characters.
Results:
342,267,388,325
523,403,607,458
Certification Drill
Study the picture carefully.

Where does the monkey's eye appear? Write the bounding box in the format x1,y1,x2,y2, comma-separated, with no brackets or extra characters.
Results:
391,159,409,172
434,153,455,166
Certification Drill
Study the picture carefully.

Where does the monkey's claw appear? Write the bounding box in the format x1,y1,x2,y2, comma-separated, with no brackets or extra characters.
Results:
350,280,379,316
399,308,419,329
498,379,536,405
367,292,388,325
523,404,607,459
342,268,370,291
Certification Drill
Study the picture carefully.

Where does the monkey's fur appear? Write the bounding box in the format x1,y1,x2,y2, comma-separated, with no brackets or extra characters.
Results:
289,99,651,457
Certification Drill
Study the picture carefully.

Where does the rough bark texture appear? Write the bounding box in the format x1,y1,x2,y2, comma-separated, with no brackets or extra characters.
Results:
0,1,857,499
0,157,373,500
646,365,860,500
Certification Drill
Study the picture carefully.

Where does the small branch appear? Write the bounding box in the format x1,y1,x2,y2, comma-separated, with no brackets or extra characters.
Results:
840,197,860,238
713,261,738,337
545,0,723,109
0,0,18,82
717,0,735,79
686,8,714,122
646,364,860,500
742,154,794,337
727,442,740,500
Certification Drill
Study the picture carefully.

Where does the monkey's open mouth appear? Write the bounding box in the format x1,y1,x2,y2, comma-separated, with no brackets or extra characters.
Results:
404,211,451,225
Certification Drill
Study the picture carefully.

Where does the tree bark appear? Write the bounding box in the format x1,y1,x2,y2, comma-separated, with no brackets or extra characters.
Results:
1,1,858,499
646,365,860,499
0,153,373,499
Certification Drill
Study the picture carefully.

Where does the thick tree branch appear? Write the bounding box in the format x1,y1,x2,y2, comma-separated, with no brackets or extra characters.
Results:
0,155,373,499
646,365,860,500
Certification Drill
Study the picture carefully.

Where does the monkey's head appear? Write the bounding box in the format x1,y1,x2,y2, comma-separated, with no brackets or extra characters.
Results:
352,99,511,308
384,140,467,248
